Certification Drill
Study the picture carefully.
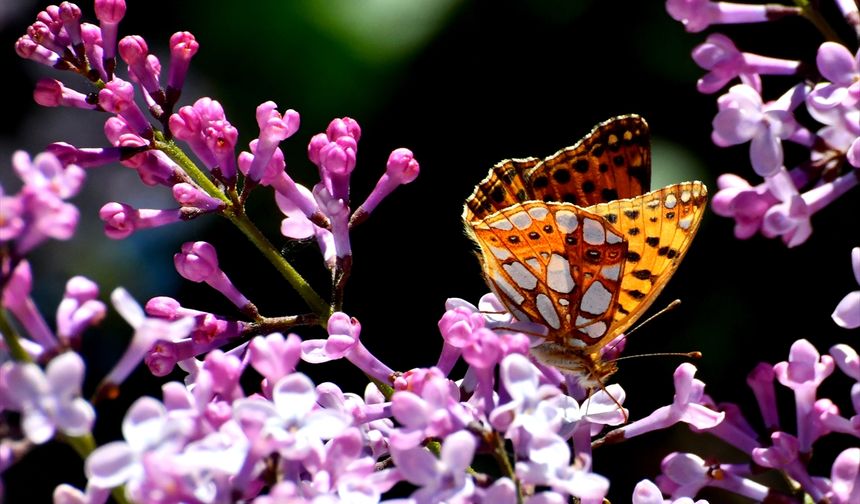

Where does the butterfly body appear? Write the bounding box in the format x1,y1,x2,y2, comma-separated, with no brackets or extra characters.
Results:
463,115,707,387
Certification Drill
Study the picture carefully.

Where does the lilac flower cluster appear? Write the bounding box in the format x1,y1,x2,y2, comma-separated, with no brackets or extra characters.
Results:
3,1,859,503
666,0,860,328
628,339,860,503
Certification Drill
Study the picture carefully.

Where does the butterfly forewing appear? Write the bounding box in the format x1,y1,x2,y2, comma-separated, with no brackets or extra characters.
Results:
463,115,651,223
523,114,651,207
468,202,628,347
586,182,708,339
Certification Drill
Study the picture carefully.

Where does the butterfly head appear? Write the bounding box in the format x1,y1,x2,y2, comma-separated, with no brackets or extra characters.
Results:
530,340,619,389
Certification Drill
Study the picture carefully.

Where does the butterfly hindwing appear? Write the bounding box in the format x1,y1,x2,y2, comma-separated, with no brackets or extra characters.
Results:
464,115,652,222
523,115,651,206
464,158,540,222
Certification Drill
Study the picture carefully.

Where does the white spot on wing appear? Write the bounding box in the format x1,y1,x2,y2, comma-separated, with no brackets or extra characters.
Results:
528,206,550,221
647,199,660,209
510,212,533,230
680,190,691,203
490,219,513,231
547,253,575,293
564,337,587,348
525,257,541,271
601,264,620,281
665,193,678,209
509,306,529,322
606,231,623,244
679,215,693,230
555,210,579,233
489,245,511,260
558,298,570,306
503,262,538,289
492,272,525,305
582,321,607,339
536,294,560,329
581,281,612,315
583,218,605,245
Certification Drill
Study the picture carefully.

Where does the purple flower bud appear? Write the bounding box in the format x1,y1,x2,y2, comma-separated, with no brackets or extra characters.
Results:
746,362,780,431
58,3,83,46
15,36,59,66
203,120,238,181
118,35,162,97
33,79,96,109
94,0,126,60
351,148,420,225
242,102,300,183
326,117,361,142
99,79,152,138
145,296,198,319
172,183,224,212
174,241,252,310
307,132,329,167
168,32,198,91
27,21,65,55
169,98,229,171
56,276,106,345
174,241,219,282
100,202,183,239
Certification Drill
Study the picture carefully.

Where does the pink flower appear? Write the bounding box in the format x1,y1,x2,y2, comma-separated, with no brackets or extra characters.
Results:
832,247,860,329
692,33,798,94
712,84,798,176
390,430,476,504
3,352,94,444
666,0,772,33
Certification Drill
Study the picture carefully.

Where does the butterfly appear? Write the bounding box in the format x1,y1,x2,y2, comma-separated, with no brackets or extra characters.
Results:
463,115,707,388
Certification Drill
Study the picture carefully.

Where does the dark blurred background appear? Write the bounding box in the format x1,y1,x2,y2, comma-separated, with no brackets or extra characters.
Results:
2,1,858,502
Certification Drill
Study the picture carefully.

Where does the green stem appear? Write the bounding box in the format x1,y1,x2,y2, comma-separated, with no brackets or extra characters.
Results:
154,137,229,203
60,432,96,459
154,139,331,321
793,0,843,42
0,309,32,363
488,430,521,503
223,205,331,320
60,433,131,504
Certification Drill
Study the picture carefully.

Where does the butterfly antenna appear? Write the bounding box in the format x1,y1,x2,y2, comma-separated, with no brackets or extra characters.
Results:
604,299,682,354
587,379,629,423
609,350,702,364
626,298,682,338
